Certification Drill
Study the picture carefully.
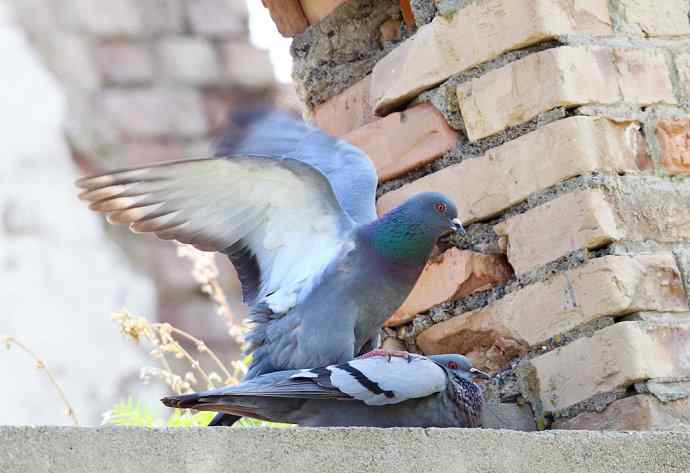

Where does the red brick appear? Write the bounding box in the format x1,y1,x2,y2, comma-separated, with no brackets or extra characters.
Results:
657,119,690,175
261,0,309,37
312,76,376,137
300,0,348,25
344,103,458,181
385,249,512,327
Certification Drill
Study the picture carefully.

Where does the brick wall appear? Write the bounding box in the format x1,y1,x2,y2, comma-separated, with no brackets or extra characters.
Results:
11,0,279,169
265,0,690,431
6,0,286,354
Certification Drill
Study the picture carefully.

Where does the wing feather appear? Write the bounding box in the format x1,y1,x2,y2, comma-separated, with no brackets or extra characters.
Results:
77,156,354,312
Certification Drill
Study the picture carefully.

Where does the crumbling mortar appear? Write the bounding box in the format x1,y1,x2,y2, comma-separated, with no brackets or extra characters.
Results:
379,102,690,197
394,171,690,346
291,0,404,107
561,35,690,51
376,107,569,197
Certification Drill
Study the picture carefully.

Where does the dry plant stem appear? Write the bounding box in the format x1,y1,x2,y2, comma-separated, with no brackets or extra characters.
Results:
175,244,245,344
1,336,79,426
166,326,232,382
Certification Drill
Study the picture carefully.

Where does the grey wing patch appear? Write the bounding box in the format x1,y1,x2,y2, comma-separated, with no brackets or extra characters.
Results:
214,107,378,226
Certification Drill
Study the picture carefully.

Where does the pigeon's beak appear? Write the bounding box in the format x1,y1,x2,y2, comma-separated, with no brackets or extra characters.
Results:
470,367,491,380
451,218,466,236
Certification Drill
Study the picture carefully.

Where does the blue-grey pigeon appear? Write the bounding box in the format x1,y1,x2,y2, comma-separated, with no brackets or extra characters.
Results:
161,352,487,427
76,108,465,425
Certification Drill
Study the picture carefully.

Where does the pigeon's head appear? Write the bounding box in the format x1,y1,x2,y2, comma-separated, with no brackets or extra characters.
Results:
401,192,464,238
370,192,464,262
430,354,490,382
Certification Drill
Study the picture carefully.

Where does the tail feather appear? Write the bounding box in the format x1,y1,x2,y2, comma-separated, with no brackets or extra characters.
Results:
161,393,267,421
161,393,205,410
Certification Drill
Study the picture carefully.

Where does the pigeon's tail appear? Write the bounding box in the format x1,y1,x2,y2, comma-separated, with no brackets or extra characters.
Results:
161,393,272,421
161,393,204,410
161,393,241,426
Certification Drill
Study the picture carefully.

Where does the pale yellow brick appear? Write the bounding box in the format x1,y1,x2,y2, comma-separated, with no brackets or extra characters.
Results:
370,0,612,114
416,255,689,371
377,116,645,223
495,190,622,274
457,47,676,140
613,0,690,36
530,321,690,412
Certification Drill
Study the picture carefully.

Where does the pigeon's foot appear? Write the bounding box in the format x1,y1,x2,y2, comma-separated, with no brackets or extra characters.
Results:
357,349,413,362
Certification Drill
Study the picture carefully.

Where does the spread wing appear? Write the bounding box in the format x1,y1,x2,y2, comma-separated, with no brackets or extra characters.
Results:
212,354,449,406
214,106,378,226
76,156,354,312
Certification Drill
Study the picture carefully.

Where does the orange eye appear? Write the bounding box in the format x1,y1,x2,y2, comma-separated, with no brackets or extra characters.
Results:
435,202,447,213
447,361,458,369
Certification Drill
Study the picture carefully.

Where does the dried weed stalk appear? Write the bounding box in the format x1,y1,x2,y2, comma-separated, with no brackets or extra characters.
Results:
1,336,80,426
176,244,247,344
113,309,244,395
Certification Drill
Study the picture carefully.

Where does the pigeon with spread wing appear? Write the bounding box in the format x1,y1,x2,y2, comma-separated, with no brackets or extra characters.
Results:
76,108,465,425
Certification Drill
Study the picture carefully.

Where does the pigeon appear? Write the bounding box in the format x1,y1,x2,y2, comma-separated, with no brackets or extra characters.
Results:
161,352,488,427
75,108,465,425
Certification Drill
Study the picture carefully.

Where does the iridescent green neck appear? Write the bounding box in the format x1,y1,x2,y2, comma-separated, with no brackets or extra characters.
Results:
364,213,435,264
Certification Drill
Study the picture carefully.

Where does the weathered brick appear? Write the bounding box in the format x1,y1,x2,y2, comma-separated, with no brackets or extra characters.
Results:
676,52,690,102
158,38,220,85
612,0,690,36
370,0,612,114
300,0,348,24
495,190,621,274
261,0,309,37
657,119,690,174
496,175,690,274
528,321,690,413
186,0,247,37
312,76,376,137
122,138,182,166
416,255,689,371
553,395,690,431
344,103,458,181
141,0,184,34
458,47,676,140
65,0,143,37
377,117,644,223
101,88,208,138
608,176,690,243
41,33,101,91
385,249,512,327
220,43,275,89
94,41,153,85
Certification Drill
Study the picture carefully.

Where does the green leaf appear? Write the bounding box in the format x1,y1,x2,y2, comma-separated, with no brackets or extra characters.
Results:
102,398,158,427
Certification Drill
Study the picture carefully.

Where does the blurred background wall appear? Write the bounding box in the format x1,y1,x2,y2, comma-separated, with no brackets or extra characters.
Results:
0,0,292,425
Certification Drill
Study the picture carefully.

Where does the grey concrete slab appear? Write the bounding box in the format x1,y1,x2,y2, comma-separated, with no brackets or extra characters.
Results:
1,426,689,473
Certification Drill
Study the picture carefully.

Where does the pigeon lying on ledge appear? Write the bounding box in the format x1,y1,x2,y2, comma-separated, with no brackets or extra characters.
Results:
161,351,488,428
76,107,464,426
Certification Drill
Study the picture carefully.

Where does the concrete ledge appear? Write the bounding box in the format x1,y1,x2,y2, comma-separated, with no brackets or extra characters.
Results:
2,427,690,473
